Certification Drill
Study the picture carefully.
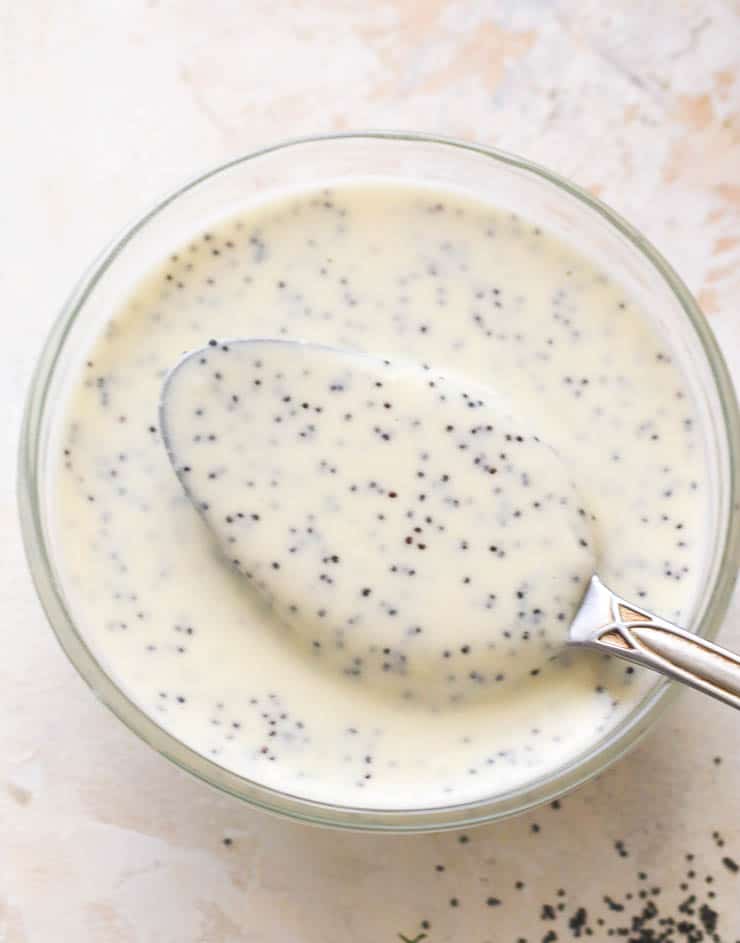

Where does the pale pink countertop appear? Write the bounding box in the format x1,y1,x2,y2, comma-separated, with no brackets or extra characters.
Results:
3,2,739,940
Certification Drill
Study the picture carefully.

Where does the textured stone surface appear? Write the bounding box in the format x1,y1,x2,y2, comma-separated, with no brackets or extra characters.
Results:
3,2,739,940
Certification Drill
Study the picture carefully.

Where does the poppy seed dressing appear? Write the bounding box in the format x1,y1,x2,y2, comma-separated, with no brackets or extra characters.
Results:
52,182,708,807
161,341,596,705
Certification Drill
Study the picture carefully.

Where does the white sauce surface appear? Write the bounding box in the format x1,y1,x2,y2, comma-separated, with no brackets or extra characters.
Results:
54,183,707,807
161,340,596,706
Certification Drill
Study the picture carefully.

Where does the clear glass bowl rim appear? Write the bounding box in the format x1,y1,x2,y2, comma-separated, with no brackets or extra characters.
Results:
18,131,740,832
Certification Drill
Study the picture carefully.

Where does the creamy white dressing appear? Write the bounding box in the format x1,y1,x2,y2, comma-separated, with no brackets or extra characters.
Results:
53,183,707,807
161,340,595,706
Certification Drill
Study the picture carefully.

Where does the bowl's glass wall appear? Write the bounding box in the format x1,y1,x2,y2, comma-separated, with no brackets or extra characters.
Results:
20,134,740,831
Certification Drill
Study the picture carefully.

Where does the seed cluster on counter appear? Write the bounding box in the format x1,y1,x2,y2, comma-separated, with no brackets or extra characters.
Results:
395,809,739,942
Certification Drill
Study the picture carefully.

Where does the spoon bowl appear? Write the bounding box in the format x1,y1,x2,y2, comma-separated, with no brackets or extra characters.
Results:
160,338,596,705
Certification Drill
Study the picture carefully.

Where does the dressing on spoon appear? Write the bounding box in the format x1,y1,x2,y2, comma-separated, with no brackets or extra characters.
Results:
160,338,596,707
162,337,740,712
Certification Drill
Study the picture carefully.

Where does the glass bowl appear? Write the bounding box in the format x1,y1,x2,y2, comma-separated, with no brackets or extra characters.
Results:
18,132,740,832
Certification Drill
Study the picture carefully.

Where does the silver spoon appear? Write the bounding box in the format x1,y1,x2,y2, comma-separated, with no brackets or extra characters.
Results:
161,338,740,710
570,575,740,709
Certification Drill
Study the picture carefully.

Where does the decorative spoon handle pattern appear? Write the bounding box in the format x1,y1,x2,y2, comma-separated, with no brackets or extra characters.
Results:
570,576,740,710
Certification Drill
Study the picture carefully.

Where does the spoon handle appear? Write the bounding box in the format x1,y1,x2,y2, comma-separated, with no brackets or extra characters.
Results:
570,576,740,710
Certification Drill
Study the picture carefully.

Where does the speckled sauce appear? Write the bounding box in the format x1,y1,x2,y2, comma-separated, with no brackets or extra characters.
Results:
53,182,708,807
161,340,596,706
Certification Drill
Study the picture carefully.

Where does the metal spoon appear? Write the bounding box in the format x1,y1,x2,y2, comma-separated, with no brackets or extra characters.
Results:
161,338,740,710
570,575,740,709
